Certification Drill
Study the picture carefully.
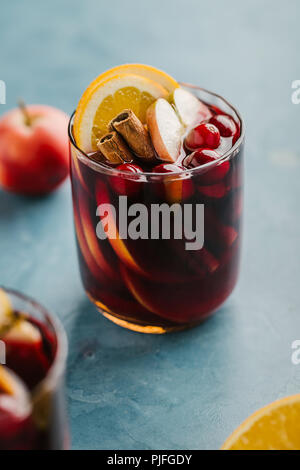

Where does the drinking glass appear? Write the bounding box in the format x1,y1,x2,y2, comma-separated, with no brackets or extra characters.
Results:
69,85,244,333
0,288,68,449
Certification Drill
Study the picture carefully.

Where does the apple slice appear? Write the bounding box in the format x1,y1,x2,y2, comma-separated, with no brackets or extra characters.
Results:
4,320,41,345
171,87,212,127
147,98,183,163
0,289,41,345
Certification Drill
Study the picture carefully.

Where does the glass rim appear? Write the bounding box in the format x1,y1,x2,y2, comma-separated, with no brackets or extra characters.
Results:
1,287,68,396
68,83,245,179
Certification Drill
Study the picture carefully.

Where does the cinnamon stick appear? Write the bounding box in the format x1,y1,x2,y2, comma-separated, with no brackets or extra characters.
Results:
97,131,134,164
109,109,156,162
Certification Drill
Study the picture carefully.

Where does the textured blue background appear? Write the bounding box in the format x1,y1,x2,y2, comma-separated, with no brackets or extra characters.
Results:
1,0,300,449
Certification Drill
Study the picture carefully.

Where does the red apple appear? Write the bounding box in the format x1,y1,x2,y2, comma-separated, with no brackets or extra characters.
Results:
0,104,69,195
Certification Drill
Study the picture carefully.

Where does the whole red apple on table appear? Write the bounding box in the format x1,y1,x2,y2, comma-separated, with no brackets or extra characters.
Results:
0,104,70,195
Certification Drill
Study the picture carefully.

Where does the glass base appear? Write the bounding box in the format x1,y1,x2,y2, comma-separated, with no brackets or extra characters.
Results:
87,292,210,334
101,310,191,334
89,297,207,334
86,288,223,334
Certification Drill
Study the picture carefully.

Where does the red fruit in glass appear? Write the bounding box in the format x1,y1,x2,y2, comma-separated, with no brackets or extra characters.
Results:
110,163,144,197
153,163,183,173
185,123,220,150
152,163,194,202
209,114,237,137
183,149,230,185
198,182,229,198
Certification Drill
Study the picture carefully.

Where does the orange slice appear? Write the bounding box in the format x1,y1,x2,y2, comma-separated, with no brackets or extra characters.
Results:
95,181,145,276
90,64,179,94
0,365,15,395
77,198,120,281
0,288,12,319
222,394,300,450
74,64,178,153
74,210,107,280
0,366,32,422
0,288,13,335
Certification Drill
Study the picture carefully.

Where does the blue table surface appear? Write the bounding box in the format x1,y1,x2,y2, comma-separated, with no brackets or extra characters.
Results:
1,0,300,450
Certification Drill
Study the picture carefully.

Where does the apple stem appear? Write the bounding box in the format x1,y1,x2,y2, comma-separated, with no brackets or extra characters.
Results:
18,99,32,126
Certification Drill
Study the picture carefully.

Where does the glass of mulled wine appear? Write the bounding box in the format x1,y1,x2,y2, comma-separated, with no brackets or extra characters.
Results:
69,85,244,333
0,288,68,449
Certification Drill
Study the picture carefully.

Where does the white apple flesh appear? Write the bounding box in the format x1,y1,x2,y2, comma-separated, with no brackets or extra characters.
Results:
172,87,212,127
147,98,183,163
0,289,41,345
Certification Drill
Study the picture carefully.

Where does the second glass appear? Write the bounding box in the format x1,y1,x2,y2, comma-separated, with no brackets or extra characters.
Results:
0,288,68,449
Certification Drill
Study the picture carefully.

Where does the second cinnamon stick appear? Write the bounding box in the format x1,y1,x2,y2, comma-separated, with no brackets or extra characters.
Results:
97,131,134,164
109,109,156,162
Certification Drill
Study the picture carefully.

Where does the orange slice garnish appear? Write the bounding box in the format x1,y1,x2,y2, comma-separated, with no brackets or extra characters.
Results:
73,64,178,153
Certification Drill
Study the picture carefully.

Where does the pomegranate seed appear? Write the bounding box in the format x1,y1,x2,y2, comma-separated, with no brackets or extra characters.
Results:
209,114,237,137
183,149,230,185
152,163,183,174
184,123,220,150
183,148,220,167
110,163,144,197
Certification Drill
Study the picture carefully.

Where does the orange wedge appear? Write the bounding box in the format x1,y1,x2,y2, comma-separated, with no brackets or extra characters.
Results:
95,181,145,276
73,64,178,153
222,394,300,450
90,64,179,93
78,198,116,277
0,366,15,395
0,288,13,335
0,288,12,319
